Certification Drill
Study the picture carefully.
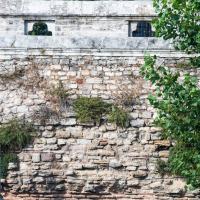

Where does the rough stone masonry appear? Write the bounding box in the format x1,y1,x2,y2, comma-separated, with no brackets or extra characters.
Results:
0,1,200,200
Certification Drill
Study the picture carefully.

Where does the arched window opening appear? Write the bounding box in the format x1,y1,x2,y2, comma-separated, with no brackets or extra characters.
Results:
132,21,154,37
28,22,52,36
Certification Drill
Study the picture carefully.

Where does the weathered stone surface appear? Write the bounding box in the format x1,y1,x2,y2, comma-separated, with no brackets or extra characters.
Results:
32,153,41,163
8,163,18,170
0,7,198,199
41,153,55,162
33,177,45,183
109,159,122,168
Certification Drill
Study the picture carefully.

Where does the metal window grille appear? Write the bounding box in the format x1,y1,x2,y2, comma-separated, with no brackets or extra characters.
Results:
28,22,52,36
132,21,154,37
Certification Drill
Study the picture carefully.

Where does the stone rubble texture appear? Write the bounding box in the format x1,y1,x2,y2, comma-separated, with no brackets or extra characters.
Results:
0,52,199,200
0,0,200,200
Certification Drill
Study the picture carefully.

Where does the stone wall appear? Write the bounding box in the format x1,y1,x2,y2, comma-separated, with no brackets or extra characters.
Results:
0,0,155,37
1,1,199,199
0,47,199,200
0,0,155,16
0,36,172,50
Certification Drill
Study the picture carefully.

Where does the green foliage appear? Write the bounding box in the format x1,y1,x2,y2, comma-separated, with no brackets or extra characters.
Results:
169,144,200,188
0,154,18,179
0,119,35,179
49,81,69,101
153,0,200,67
73,97,110,125
108,106,129,128
153,0,200,53
156,159,170,176
73,97,129,127
0,119,35,153
28,22,52,36
140,56,200,188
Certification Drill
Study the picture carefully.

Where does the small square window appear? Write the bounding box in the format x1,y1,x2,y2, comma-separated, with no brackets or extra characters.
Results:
24,20,55,36
129,21,155,37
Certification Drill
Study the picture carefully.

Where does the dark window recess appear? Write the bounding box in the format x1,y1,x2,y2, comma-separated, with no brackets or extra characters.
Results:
28,22,52,36
132,21,154,37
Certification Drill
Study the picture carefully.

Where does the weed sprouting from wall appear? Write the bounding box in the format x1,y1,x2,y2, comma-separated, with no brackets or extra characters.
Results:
0,119,36,178
0,154,18,179
108,106,129,128
0,58,47,91
113,75,144,107
73,97,129,128
0,67,25,84
32,105,60,125
156,159,170,177
73,97,110,125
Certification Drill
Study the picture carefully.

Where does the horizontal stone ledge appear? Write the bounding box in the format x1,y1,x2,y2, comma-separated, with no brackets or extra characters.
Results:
0,36,173,50
0,0,155,16
0,14,157,17
0,49,197,59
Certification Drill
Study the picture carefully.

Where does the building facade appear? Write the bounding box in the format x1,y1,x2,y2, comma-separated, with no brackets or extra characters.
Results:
0,1,199,200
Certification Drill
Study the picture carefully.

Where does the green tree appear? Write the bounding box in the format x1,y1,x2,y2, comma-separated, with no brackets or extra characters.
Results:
153,0,200,54
140,0,200,188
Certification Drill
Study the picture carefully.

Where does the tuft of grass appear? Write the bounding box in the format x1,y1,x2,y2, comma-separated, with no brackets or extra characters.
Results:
108,106,129,128
0,153,18,179
156,159,170,176
73,97,110,125
0,119,35,153
49,81,69,101
73,97,129,127
0,119,35,179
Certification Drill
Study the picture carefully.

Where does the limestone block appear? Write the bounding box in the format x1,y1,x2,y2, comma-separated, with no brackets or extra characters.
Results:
127,179,139,186
130,119,145,127
84,184,97,193
62,155,71,162
154,140,171,147
109,159,122,169
77,139,91,145
46,138,57,144
56,130,71,139
65,169,75,176
57,139,67,145
70,127,83,138
126,166,137,171
86,78,102,84
32,153,41,163
33,177,45,183
60,118,76,126
41,153,55,162
55,184,65,191
140,111,152,119
130,112,139,119
17,105,28,113
42,130,55,138
8,162,18,170
166,180,186,194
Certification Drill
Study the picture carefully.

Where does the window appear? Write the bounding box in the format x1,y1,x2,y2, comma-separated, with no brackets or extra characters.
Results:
28,22,52,36
24,21,55,36
129,21,155,37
